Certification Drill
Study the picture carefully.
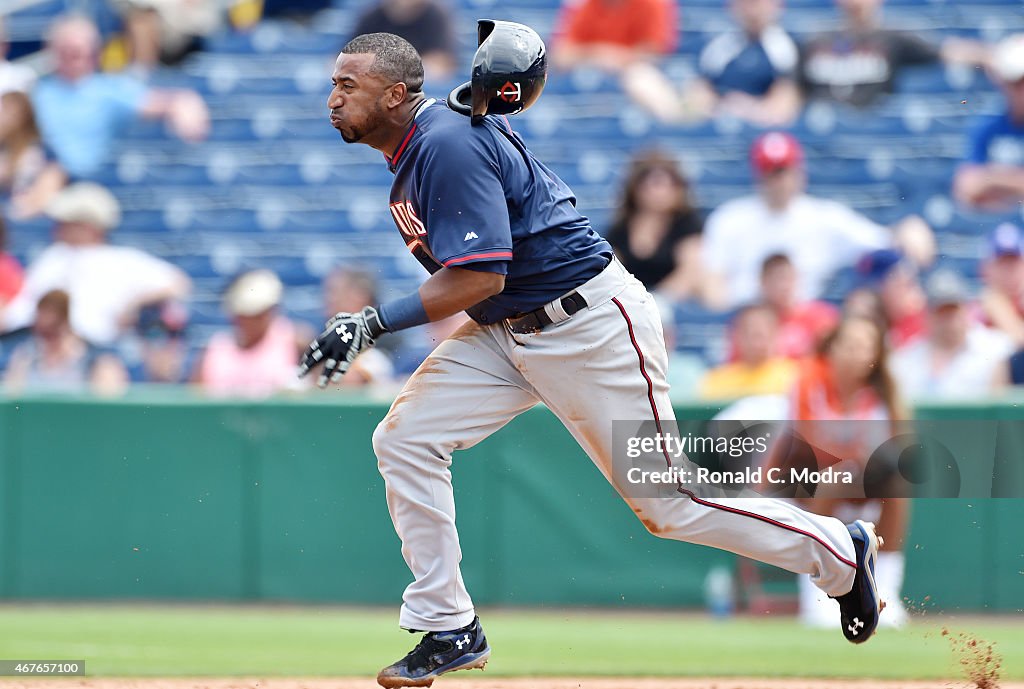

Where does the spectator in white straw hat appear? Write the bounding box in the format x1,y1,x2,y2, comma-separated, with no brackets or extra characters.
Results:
195,269,312,398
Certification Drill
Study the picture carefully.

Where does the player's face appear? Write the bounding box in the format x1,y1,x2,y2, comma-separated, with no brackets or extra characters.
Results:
329,53,392,144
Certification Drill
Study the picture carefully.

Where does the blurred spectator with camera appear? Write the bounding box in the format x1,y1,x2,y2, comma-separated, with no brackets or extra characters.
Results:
196,269,310,397
605,151,704,302
2,182,192,346
120,300,191,384
799,0,986,108
0,18,35,98
702,132,935,310
680,0,800,126
890,269,1013,399
698,303,797,400
0,91,66,219
954,34,1024,210
351,0,457,82
31,14,209,180
322,265,394,387
3,288,128,395
109,0,224,73
550,0,679,119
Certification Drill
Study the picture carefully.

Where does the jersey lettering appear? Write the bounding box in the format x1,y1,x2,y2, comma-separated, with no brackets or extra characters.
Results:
389,200,427,241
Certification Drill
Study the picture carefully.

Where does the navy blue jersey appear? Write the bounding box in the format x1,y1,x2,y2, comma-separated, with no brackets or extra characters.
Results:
385,99,612,324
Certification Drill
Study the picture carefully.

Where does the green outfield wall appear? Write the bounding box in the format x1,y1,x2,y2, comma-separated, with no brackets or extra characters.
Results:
0,393,1020,611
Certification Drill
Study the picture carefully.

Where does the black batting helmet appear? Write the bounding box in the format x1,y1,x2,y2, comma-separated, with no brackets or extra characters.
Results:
447,19,547,125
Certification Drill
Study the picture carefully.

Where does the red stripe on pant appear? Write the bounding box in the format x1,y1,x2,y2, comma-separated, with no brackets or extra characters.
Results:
609,296,856,571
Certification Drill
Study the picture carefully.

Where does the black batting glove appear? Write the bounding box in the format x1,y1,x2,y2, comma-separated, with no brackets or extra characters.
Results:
298,306,386,387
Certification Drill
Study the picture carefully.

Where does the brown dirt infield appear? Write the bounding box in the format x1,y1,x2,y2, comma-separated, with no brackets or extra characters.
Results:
6,679,1024,689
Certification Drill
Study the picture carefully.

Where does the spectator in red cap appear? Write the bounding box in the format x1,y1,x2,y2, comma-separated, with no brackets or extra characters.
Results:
979,222,1024,345
954,35,1024,209
701,131,935,310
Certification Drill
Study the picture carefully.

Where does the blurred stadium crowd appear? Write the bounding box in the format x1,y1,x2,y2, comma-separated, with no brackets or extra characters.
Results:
0,0,1023,402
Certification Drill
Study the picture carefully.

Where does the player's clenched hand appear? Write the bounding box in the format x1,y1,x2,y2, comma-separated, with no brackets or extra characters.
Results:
298,306,385,387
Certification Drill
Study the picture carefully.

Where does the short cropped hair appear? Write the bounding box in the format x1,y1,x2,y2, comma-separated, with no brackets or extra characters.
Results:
760,252,793,277
46,13,101,51
37,289,71,323
342,33,424,94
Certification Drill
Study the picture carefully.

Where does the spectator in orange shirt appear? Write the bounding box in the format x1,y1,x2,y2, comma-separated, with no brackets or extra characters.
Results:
769,316,909,628
551,0,679,118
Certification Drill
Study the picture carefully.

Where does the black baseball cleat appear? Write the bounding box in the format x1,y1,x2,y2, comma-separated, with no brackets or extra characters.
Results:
376,616,490,688
833,520,883,644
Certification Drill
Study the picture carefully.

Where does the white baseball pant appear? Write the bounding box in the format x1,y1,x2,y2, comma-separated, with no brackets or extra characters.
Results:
372,258,857,631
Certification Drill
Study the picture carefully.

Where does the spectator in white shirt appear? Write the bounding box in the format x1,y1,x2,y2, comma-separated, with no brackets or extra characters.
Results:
701,132,935,310
2,182,191,345
891,269,1013,399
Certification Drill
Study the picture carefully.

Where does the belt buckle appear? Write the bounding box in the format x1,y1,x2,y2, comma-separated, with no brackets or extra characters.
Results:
507,314,540,335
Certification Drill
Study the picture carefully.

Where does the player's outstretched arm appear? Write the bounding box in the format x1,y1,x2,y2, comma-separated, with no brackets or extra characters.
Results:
298,267,504,386
417,266,505,322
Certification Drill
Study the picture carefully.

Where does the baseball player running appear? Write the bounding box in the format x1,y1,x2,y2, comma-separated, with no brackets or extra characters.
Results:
300,23,882,689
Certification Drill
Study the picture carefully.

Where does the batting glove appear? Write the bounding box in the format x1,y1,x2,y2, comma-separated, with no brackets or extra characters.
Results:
298,306,386,387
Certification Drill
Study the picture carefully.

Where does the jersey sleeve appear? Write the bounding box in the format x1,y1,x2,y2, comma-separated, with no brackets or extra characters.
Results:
416,130,513,274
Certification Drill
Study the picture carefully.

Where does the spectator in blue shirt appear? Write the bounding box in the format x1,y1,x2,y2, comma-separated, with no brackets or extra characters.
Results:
31,14,209,179
684,0,801,126
954,34,1024,210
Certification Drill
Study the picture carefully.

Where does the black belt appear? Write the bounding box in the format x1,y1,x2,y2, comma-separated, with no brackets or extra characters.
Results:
506,291,588,334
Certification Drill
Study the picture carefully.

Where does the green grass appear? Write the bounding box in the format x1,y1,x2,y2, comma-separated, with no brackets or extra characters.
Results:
0,605,1021,679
